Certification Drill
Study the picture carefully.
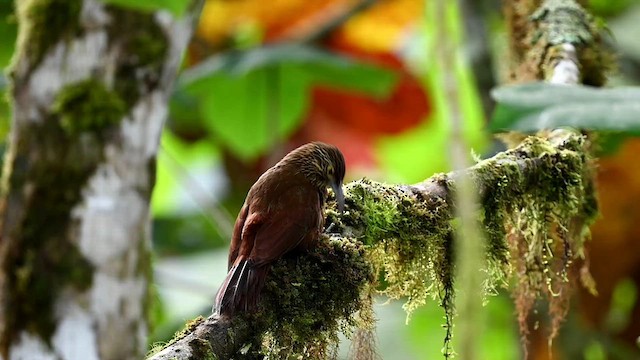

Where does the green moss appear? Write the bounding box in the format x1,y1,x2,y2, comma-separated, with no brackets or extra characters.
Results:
0,116,103,353
343,179,454,316
106,6,168,108
188,338,216,360
258,236,374,359
333,132,596,358
338,179,456,355
146,317,207,358
172,316,204,345
16,0,81,69
53,79,126,136
471,132,597,349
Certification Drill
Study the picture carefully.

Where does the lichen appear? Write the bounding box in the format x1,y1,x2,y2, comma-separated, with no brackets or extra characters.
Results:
53,79,126,136
523,0,612,85
15,0,82,69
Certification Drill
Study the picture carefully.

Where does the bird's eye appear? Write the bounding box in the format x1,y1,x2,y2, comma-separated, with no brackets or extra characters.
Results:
327,166,334,176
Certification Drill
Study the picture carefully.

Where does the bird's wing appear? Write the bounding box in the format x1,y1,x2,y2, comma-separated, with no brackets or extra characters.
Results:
228,203,249,270
248,185,323,266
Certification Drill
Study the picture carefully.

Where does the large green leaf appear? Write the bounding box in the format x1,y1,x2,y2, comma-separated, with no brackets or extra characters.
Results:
101,0,190,16
180,44,397,97
199,65,309,160
490,82,640,134
173,44,398,160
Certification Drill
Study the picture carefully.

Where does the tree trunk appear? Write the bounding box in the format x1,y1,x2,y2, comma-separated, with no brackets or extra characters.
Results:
0,1,201,359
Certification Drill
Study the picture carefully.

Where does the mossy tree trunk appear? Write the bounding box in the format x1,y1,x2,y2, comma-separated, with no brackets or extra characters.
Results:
0,1,201,359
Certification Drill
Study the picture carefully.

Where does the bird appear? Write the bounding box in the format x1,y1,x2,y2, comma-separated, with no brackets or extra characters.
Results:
214,142,346,317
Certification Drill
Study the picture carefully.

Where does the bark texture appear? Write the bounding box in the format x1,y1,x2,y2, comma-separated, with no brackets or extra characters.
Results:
0,1,201,359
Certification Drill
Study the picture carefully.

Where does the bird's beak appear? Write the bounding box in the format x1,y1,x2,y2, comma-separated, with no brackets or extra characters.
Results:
331,181,345,214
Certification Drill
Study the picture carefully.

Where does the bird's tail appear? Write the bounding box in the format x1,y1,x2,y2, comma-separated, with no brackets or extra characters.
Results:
214,257,268,316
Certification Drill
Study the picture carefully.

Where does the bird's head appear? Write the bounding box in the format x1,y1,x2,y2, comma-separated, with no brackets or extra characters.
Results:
285,142,346,212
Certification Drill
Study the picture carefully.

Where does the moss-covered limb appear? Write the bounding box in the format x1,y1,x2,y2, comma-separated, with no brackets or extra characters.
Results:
504,0,611,85
148,236,374,360
149,130,595,359
335,129,595,354
502,0,605,352
147,314,247,360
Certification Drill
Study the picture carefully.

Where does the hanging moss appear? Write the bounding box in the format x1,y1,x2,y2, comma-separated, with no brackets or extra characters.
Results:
339,179,456,355
471,132,597,350
339,132,595,358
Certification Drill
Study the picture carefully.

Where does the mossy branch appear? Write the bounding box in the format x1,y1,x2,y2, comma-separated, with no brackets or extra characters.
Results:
147,129,597,359
505,0,610,85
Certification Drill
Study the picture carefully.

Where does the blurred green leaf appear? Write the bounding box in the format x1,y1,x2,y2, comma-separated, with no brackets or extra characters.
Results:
0,1,16,69
407,293,518,359
605,278,637,333
490,82,640,134
595,133,626,156
152,215,226,255
589,0,635,17
180,44,397,96
376,6,487,183
152,130,222,217
101,0,190,16
176,65,308,160
174,44,397,160
200,66,307,161
584,340,607,360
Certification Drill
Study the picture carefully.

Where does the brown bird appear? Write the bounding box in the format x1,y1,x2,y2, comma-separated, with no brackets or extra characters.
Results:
214,142,346,316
